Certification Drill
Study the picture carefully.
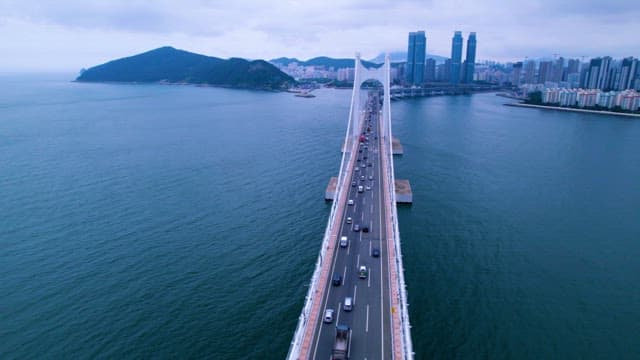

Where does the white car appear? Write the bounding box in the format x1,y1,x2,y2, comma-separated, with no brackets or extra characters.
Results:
346,217,352,224
348,199,354,205
324,309,334,323
365,185,371,191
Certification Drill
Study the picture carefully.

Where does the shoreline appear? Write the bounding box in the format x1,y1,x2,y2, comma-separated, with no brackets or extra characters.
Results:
505,102,640,118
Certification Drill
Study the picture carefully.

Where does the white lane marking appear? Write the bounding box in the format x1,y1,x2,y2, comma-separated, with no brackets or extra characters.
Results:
343,265,347,282
370,203,373,213
353,284,358,305
369,240,372,257
378,114,385,360
336,302,342,324
368,271,371,288
366,305,370,332
347,329,353,359
357,254,360,268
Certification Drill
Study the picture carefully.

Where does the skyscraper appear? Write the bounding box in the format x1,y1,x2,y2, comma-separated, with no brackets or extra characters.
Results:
618,57,638,90
524,60,536,84
586,57,613,90
463,32,477,83
450,31,463,84
405,31,426,85
406,32,415,84
538,61,553,84
511,62,523,86
425,58,436,82
551,57,564,82
567,59,580,75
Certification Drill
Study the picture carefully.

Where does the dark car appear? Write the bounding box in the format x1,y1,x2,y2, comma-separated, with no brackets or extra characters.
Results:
353,224,360,232
332,273,342,286
362,226,369,233
351,181,356,187
371,248,380,257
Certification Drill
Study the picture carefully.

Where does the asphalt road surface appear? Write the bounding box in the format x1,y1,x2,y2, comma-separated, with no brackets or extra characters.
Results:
311,92,392,360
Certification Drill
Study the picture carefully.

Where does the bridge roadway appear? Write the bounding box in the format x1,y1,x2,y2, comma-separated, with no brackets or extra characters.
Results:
310,93,392,359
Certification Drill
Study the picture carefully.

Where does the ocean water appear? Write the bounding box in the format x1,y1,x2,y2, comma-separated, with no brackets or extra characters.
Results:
1,74,639,359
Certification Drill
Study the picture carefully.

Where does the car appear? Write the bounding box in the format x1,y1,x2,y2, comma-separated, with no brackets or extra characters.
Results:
353,224,360,232
346,217,352,224
363,156,368,160
361,163,366,168
343,297,353,311
358,265,368,279
365,185,371,191
348,199,354,206
362,226,369,233
324,309,334,323
359,149,362,153
369,175,373,180
357,158,361,162
368,163,372,167
360,176,365,181
371,248,380,257
351,181,356,187
333,273,342,285
354,167,359,172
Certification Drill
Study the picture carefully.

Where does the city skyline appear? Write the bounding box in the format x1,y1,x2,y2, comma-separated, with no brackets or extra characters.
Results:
1,0,639,72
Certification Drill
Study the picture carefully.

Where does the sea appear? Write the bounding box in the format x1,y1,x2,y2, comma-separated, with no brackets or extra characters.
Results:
1,74,639,359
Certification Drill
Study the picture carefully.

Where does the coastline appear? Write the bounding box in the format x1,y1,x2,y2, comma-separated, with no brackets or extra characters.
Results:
505,102,640,118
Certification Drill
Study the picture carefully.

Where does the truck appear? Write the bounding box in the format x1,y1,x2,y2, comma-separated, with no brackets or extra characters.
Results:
332,324,351,360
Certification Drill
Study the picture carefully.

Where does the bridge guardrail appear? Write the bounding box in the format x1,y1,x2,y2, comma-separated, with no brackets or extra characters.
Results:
383,98,414,360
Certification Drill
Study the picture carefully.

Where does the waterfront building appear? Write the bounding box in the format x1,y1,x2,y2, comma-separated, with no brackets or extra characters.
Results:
587,57,613,90
551,57,564,82
406,31,426,85
524,60,537,84
597,91,617,108
450,31,463,84
543,88,560,103
577,90,599,108
463,32,477,83
511,62,523,86
559,89,578,106
618,57,638,90
437,59,451,82
617,90,640,111
567,59,580,76
337,68,355,82
538,61,553,84
425,58,436,82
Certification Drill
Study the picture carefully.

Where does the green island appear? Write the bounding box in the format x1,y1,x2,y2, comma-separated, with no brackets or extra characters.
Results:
76,46,296,91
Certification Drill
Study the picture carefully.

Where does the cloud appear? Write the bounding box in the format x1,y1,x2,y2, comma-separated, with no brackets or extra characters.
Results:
0,0,638,71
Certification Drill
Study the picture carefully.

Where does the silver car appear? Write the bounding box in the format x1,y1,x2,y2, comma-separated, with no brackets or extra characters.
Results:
324,309,334,323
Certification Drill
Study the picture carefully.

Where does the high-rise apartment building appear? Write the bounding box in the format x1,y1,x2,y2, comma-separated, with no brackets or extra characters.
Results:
511,62,523,86
463,32,477,83
450,31,463,84
425,58,436,82
587,57,613,90
567,59,580,75
405,31,426,85
523,60,536,84
551,57,564,82
618,57,638,90
538,61,553,84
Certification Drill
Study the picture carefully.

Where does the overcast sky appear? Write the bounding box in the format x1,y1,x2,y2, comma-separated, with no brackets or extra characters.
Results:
1,0,638,72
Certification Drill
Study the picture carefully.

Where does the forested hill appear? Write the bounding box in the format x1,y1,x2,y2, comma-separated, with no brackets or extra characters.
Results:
76,47,296,90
